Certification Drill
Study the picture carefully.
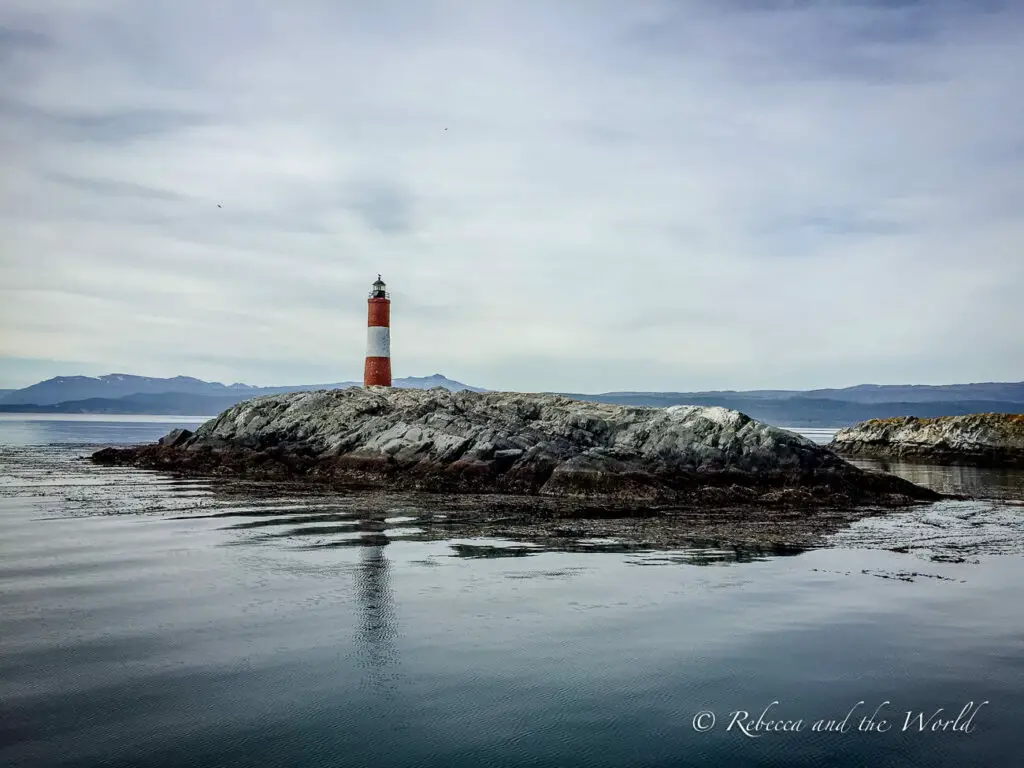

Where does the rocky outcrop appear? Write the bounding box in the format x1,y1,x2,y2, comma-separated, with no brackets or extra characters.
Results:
158,428,194,448
92,387,937,509
830,413,1024,467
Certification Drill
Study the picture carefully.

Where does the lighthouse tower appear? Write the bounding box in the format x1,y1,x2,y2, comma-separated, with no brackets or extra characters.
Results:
364,275,392,387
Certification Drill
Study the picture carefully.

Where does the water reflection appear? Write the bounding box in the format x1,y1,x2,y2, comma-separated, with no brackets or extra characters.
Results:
447,538,808,563
354,515,400,692
848,456,1024,502
166,482,821,563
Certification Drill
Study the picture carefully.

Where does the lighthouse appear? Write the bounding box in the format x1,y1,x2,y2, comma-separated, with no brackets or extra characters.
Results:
364,275,392,387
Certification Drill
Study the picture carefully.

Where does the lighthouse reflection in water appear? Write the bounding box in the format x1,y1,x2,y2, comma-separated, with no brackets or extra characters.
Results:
354,515,400,693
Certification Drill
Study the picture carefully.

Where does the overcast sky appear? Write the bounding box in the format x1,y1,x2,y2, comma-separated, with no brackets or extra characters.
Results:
1,0,1021,392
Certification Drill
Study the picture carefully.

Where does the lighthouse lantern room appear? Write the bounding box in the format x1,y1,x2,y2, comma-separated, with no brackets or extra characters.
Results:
364,274,392,387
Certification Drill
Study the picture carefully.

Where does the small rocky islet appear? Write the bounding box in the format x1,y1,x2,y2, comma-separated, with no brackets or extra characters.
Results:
92,387,937,514
829,413,1024,468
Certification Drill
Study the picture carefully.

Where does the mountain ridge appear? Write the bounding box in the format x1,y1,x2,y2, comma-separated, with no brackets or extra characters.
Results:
0,374,1021,427
591,381,1024,404
0,373,485,406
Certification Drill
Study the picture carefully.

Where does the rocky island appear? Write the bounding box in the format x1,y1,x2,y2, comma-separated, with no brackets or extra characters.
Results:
830,413,1024,467
93,387,936,512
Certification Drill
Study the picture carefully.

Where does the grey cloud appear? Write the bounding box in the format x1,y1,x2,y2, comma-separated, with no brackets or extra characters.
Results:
618,0,1017,85
0,100,209,143
345,182,416,235
755,210,909,238
608,307,727,334
59,108,208,143
0,25,49,51
43,171,189,201
0,0,1021,391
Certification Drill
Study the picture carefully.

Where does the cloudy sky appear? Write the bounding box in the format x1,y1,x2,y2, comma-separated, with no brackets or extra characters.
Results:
1,0,1021,392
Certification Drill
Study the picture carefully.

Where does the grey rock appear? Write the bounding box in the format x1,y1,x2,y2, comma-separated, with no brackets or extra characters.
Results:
830,413,1024,467
92,388,938,507
158,428,194,448
191,388,833,471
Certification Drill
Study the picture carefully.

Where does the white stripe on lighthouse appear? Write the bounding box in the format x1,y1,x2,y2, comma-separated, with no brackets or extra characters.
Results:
365,326,391,358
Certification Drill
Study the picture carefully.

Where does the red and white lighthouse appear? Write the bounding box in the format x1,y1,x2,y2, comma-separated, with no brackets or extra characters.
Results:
364,274,392,387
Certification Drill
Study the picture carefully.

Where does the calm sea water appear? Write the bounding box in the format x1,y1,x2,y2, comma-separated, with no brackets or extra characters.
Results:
2,415,1023,767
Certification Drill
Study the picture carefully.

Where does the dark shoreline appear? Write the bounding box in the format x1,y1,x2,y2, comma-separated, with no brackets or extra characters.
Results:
89,442,945,551
92,442,940,504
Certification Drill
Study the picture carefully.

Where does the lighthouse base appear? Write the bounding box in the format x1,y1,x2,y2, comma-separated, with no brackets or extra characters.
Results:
364,357,392,387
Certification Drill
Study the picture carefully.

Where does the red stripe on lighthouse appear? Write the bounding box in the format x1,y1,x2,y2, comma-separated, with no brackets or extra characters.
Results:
364,355,391,386
364,276,392,387
367,300,390,327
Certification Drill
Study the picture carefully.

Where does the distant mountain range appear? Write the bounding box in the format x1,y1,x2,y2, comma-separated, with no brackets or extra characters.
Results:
562,393,1024,427
0,373,484,407
561,382,1024,426
603,381,1024,404
0,374,1021,428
